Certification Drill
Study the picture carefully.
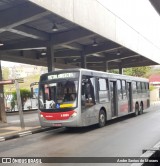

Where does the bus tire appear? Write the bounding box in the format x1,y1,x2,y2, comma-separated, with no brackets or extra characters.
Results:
134,104,139,116
98,109,106,128
139,103,143,115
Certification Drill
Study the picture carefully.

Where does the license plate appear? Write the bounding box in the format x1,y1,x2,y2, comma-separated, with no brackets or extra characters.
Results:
53,123,62,127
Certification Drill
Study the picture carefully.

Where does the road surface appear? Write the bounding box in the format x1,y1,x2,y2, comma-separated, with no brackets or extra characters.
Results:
1,105,160,166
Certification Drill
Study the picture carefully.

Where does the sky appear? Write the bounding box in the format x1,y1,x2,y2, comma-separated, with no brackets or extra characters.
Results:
1,61,21,67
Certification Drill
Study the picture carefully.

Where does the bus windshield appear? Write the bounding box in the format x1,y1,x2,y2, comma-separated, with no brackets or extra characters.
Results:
39,79,78,110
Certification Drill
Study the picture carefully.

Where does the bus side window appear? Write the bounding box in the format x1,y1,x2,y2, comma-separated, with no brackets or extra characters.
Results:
137,82,141,93
98,78,109,103
132,81,137,94
122,80,127,99
117,80,122,100
81,76,96,107
141,82,145,93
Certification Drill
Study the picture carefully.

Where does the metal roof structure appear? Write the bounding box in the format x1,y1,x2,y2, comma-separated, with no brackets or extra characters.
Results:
0,0,158,71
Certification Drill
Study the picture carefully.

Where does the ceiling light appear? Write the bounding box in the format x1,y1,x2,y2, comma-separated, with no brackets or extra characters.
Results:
0,41,4,46
116,50,121,56
52,23,58,32
41,50,46,56
92,38,98,47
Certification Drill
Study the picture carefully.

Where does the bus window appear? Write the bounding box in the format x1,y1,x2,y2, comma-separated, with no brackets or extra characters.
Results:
141,82,146,93
132,81,137,94
122,80,127,99
137,82,141,93
39,80,78,110
98,78,109,103
81,76,96,107
117,80,122,100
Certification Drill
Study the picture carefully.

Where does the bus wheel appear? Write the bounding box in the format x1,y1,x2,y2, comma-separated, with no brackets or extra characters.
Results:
139,104,143,115
134,104,139,116
98,109,106,128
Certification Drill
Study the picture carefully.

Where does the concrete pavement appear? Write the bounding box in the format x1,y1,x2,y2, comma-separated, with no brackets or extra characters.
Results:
1,105,160,165
0,110,53,141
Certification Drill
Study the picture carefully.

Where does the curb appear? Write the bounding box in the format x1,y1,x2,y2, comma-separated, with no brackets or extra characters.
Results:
131,141,160,166
6,109,38,116
0,127,64,142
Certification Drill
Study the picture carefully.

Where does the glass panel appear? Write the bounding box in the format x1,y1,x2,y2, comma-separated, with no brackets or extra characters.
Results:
117,80,122,100
99,78,107,90
122,80,127,99
98,78,109,102
132,81,137,94
81,76,96,107
137,82,141,93
39,79,78,110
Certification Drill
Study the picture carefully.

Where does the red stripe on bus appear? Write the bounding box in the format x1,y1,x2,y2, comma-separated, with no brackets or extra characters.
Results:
120,103,128,112
40,110,75,120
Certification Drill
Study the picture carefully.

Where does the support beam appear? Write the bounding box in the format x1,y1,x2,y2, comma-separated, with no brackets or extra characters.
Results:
8,25,49,40
47,44,55,72
0,52,46,66
53,28,95,45
104,61,109,72
81,51,87,69
62,43,83,50
0,2,50,32
1,28,94,51
118,63,123,74
0,61,6,123
55,50,81,58
84,42,119,55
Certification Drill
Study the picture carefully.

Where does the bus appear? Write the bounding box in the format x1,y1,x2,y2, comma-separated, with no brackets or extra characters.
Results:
38,68,150,128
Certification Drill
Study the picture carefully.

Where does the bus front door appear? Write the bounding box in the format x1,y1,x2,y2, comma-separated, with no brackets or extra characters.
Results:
110,81,117,117
127,82,132,112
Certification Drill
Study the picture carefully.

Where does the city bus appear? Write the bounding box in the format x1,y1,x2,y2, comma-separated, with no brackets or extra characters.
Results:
38,68,150,128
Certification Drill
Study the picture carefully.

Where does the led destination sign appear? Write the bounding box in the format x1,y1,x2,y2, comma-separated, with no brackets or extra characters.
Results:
48,73,78,80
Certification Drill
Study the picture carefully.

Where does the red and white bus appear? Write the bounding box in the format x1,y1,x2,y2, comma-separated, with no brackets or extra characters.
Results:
38,68,150,127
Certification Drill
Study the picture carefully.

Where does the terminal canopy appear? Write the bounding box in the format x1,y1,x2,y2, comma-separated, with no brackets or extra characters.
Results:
0,0,158,71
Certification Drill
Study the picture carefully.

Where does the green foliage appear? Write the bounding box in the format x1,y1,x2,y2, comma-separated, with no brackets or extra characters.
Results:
109,69,119,74
123,66,151,77
149,85,155,91
4,74,40,93
12,89,31,103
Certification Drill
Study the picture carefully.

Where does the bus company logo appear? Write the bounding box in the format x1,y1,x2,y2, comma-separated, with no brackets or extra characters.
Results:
2,158,11,163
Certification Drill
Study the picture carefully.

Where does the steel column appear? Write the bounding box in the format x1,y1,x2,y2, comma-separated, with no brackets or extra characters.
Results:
0,61,6,123
81,51,87,69
47,44,54,72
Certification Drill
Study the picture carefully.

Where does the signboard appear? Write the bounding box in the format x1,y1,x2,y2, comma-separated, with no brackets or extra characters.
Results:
0,80,14,85
48,72,78,80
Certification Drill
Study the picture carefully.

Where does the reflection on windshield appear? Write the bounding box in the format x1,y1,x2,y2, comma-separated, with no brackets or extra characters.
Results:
39,80,78,110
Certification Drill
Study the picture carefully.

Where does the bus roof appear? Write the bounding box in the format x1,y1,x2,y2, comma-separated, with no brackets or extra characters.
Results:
41,68,148,82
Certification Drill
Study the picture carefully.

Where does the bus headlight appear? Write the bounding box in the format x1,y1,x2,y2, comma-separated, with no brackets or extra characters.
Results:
40,114,44,118
70,112,77,118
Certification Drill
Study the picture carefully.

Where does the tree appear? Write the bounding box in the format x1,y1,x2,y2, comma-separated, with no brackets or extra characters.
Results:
109,69,119,74
12,89,31,109
123,66,151,77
